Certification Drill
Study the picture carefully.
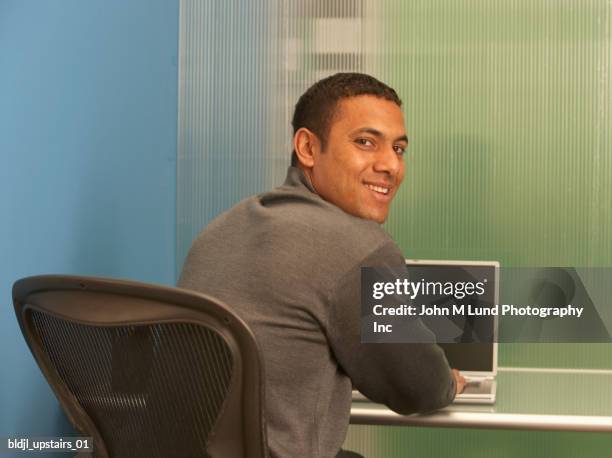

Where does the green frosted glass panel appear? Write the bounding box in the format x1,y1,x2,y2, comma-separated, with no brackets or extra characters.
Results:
379,0,612,267
374,0,612,368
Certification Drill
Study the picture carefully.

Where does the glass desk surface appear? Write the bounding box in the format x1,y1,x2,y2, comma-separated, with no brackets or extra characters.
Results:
351,368,612,432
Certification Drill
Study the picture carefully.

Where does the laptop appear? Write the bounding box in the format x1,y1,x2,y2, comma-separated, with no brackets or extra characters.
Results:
353,259,500,405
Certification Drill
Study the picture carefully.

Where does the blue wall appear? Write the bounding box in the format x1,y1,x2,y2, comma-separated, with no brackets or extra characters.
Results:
0,0,178,441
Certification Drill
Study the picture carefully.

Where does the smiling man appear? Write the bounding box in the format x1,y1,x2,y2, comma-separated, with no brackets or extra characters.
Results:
293,93,407,224
179,73,460,458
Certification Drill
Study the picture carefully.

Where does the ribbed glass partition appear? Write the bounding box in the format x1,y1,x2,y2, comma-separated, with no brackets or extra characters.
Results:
177,0,384,269
177,2,612,455
177,0,280,266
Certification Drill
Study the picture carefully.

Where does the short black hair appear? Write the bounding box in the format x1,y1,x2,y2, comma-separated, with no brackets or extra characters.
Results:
291,72,402,164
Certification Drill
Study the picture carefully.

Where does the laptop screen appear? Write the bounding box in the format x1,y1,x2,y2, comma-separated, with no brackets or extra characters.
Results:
405,260,498,374
438,342,494,372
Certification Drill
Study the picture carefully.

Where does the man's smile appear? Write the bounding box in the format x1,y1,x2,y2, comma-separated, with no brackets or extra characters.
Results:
364,183,390,194
364,182,393,200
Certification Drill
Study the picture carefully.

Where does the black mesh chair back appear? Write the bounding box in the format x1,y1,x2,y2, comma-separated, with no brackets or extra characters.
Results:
13,275,267,458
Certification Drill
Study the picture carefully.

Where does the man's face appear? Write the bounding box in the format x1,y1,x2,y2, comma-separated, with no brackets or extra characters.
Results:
308,95,407,223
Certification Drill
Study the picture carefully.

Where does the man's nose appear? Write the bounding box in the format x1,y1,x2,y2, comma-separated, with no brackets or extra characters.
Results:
373,146,402,176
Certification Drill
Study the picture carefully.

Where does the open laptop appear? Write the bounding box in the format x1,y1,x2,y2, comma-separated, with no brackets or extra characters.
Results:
353,259,499,405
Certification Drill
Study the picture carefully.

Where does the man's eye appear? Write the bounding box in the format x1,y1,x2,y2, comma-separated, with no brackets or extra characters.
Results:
355,138,373,147
394,145,406,155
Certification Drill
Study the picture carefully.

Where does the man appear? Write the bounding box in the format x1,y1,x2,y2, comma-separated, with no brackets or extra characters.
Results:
179,73,464,458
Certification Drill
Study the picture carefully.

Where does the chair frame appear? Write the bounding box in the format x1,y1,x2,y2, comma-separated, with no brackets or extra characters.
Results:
13,274,267,458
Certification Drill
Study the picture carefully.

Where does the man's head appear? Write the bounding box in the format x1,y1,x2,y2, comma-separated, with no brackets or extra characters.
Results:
292,73,408,223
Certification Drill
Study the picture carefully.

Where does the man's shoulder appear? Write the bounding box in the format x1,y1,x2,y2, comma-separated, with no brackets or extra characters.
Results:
197,186,397,257
263,184,393,244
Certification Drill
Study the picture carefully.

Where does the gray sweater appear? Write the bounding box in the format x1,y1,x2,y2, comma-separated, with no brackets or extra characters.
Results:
179,166,455,458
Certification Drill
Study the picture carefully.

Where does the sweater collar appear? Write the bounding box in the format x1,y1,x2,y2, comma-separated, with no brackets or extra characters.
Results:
283,166,317,194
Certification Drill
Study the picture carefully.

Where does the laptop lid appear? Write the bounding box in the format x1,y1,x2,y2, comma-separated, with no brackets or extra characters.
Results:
405,259,500,379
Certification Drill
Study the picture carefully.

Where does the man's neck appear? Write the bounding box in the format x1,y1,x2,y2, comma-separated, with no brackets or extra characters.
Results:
296,164,318,195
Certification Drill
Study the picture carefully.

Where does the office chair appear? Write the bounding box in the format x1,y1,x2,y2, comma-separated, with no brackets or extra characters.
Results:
13,275,267,458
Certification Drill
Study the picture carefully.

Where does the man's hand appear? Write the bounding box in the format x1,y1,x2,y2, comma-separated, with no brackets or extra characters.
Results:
452,369,466,395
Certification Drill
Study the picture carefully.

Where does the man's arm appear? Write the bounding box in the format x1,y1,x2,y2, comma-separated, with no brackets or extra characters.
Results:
326,241,457,415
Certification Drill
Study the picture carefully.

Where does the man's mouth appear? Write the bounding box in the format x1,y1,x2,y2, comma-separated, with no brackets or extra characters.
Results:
364,183,391,195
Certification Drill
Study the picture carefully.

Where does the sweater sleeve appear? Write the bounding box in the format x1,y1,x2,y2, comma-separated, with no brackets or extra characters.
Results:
326,240,456,415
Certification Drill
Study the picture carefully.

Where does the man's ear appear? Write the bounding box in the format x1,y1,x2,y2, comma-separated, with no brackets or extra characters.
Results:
293,128,320,168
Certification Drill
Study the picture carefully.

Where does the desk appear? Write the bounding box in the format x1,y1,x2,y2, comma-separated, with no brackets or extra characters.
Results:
351,368,612,432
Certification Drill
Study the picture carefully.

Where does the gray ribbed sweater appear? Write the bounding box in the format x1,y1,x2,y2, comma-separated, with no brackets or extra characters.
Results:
178,166,455,458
